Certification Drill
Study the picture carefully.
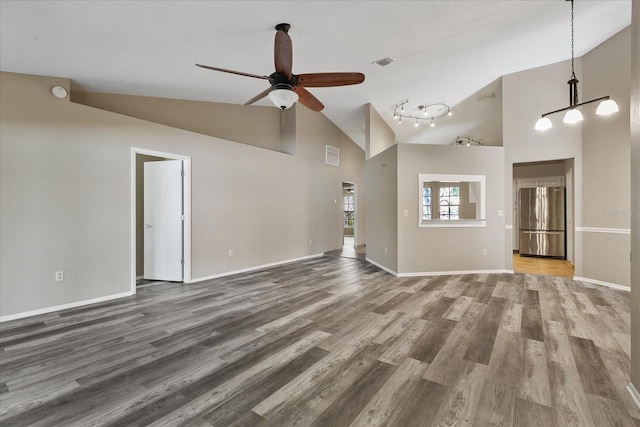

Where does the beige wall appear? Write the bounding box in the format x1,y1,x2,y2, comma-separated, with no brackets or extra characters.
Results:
294,105,366,250
397,144,505,274
503,59,583,273
630,0,639,392
365,145,398,272
0,71,365,318
366,103,395,159
513,161,565,179
581,27,632,287
72,91,283,152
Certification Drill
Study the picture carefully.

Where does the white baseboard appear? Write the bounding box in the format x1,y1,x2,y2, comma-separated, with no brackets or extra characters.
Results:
365,258,399,276
0,291,133,323
190,253,324,283
397,269,512,277
364,258,512,278
627,383,640,411
573,276,631,292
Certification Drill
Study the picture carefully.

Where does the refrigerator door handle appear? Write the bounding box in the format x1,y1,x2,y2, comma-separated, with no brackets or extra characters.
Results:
522,231,562,235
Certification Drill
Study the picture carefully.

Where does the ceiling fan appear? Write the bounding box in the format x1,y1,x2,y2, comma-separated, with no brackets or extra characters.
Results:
196,23,365,112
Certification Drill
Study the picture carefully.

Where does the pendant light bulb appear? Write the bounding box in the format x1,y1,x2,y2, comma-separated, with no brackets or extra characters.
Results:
563,108,583,124
414,120,419,128
430,120,435,128
398,117,402,124
448,111,453,116
534,117,553,131
595,99,619,115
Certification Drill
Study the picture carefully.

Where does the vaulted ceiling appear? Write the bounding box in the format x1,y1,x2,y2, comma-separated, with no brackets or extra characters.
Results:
0,1,631,149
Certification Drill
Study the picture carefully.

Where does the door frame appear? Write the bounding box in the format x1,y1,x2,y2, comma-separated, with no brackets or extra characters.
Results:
131,147,192,294
342,181,357,246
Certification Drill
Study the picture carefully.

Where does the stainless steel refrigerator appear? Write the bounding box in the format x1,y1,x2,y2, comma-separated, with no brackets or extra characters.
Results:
518,187,566,258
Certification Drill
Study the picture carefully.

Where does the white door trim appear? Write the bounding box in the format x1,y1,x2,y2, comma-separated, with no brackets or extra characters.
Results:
343,181,356,246
131,147,192,295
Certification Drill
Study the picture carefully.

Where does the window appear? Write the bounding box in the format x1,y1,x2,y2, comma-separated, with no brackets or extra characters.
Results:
417,173,486,228
344,195,354,227
439,186,460,220
422,185,432,220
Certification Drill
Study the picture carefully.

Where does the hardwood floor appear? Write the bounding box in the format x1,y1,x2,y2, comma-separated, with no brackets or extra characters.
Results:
513,253,575,279
1,257,637,426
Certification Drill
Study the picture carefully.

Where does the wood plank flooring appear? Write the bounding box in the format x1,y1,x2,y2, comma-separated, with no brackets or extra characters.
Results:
1,256,637,426
513,253,575,278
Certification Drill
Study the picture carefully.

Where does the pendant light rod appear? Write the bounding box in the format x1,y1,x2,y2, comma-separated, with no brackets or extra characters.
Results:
541,95,611,118
534,0,619,130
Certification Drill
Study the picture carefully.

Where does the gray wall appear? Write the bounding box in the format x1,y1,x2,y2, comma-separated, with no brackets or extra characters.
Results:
581,27,632,287
0,71,365,318
365,145,398,272
397,144,505,274
630,0,639,394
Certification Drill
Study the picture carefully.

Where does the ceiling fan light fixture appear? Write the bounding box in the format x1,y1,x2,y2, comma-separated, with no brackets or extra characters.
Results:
563,108,583,124
268,87,298,110
595,99,619,115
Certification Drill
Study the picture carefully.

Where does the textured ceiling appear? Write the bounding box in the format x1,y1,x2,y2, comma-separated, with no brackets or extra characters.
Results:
0,0,631,149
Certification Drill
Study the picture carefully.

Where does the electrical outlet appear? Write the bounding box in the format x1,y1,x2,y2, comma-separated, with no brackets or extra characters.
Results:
482,249,487,256
228,249,233,257
403,209,408,217
309,239,312,245
55,271,64,281
385,246,388,254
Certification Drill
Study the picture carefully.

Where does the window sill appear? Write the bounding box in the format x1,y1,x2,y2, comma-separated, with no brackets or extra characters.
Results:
419,219,486,228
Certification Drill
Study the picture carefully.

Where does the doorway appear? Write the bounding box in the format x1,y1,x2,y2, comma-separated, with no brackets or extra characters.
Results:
131,148,192,294
512,159,574,278
340,182,364,259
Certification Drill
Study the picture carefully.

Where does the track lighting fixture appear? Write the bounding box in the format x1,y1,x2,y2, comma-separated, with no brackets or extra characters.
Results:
455,136,483,147
534,0,618,131
391,100,451,127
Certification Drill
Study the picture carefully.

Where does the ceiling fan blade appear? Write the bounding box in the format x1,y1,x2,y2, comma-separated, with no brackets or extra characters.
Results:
195,64,269,80
294,86,324,112
243,87,273,106
296,72,365,87
274,30,293,79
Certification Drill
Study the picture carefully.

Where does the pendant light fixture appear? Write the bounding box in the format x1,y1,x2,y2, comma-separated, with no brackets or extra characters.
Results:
534,0,618,131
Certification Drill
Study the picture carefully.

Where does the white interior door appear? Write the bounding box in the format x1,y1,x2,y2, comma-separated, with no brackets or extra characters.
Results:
144,160,183,281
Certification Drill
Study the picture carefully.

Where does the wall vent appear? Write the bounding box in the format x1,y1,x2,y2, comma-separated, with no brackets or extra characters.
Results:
326,145,340,166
